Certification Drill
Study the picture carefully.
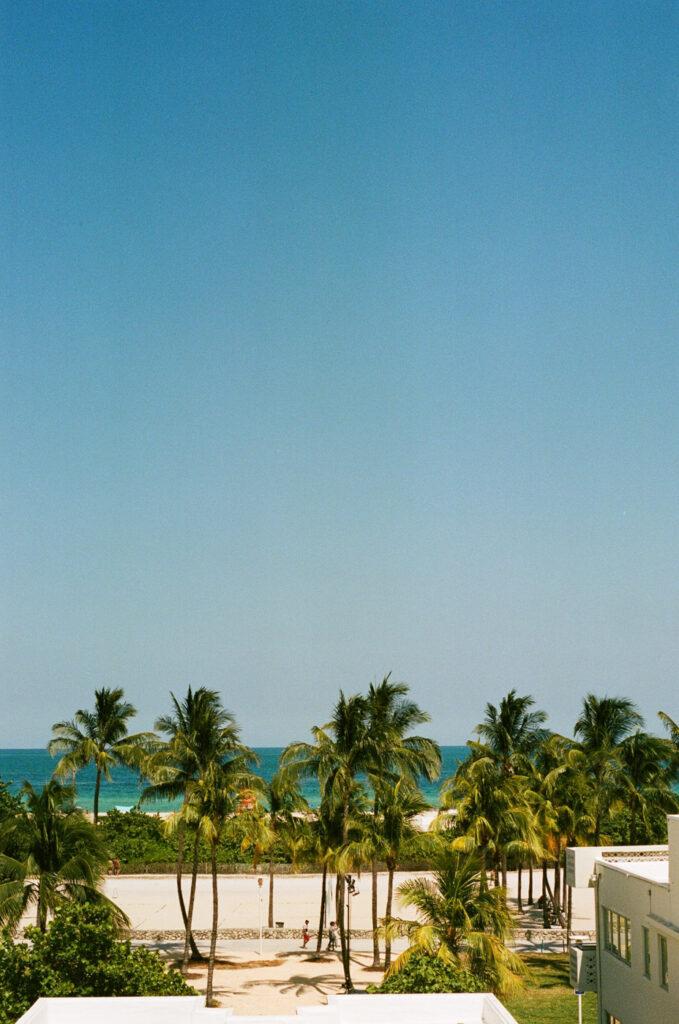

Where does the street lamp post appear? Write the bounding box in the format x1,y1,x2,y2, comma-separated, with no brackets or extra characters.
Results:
258,877,263,955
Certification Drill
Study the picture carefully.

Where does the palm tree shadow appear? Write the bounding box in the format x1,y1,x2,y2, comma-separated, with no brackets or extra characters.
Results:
243,971,344,998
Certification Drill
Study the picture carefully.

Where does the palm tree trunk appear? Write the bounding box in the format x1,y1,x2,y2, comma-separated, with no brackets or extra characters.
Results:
384,866,395,970
542,863,549,928
316,862,327,953
479,843,488,891
371,859,380,968
176,820,203,962
517,863,523,913
93,765,103,825
268,853,275,929
528,860,533,904
206,837,218,1006
566,883,573,948
630,804,638,845
501,853,508,889
182,827,202,974
37,888,44,930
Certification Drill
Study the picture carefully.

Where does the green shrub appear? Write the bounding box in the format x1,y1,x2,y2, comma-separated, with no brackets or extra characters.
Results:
98,809,177,864
368,952,488,994
0,902,195,1024
98,809,293,868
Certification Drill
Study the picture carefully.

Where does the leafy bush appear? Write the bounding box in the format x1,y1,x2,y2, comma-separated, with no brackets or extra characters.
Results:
98,809,177,864
0,902,195,1024
605,805,668,845
368,952,489,994
98,809,292,867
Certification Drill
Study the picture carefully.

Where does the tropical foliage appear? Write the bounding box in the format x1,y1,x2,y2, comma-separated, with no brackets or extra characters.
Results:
388,843,525,995
0,780,125,933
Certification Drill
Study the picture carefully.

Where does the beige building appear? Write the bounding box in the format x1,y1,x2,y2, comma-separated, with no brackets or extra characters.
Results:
567,815,679,1024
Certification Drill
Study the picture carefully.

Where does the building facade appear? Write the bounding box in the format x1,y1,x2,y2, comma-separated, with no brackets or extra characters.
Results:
567,815,679,1024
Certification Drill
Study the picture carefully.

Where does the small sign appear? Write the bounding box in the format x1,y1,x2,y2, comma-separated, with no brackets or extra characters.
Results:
574,990,585,996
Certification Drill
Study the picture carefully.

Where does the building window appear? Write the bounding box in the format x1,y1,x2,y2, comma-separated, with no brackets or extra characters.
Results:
659,935,668,989
603,907,631,964
643,927,650,978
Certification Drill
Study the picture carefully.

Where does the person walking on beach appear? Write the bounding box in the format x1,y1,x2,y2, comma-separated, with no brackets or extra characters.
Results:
301,920,310,948
327,920,338,950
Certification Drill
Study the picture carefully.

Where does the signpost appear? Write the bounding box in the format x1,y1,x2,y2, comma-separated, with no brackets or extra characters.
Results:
574,989,585,1024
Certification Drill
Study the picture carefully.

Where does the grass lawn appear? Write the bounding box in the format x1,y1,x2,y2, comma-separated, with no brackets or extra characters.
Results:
505,953,597,1024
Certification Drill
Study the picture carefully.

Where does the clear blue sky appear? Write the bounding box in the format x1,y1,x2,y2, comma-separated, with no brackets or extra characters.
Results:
2,1,678,747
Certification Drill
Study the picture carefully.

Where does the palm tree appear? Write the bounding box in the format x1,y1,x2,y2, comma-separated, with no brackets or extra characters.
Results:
618,730,679,843
157,691,254,976
259,771,309,928
281,691,377,992
365,675,441,967
374,779,432,969
306,794,345,953
141,686,231,963
573,695,644,844
473,691,547,893
441,749,538,893
48,687,155,824
389,843,524,995
0,780,127,932
476,690,548,776
176,749,258,1006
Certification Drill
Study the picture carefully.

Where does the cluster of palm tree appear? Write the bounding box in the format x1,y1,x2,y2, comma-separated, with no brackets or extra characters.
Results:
3,680,679,1001
280,676,442,989
442,691,679,932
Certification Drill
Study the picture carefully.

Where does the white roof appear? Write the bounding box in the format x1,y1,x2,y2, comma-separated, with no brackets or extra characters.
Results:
599,856,669,885
17,993,519,1024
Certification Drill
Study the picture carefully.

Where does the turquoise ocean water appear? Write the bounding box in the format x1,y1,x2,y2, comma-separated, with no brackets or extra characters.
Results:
0,747,469,812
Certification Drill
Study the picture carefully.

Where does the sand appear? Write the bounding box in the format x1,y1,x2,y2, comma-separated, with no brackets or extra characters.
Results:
180,949,385,1015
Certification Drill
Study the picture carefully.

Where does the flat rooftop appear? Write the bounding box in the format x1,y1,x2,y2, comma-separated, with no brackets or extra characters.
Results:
17,993,520,1024
599,855,669,885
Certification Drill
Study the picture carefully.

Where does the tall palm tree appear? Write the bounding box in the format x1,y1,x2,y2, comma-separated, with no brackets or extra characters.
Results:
389,843,524,995
141,686,231,964
48,687,155,824
177,749,258,1006
158,692,254,976
281,691,377,992
365,675,441,967
0,780,127,932
573,695,644,844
